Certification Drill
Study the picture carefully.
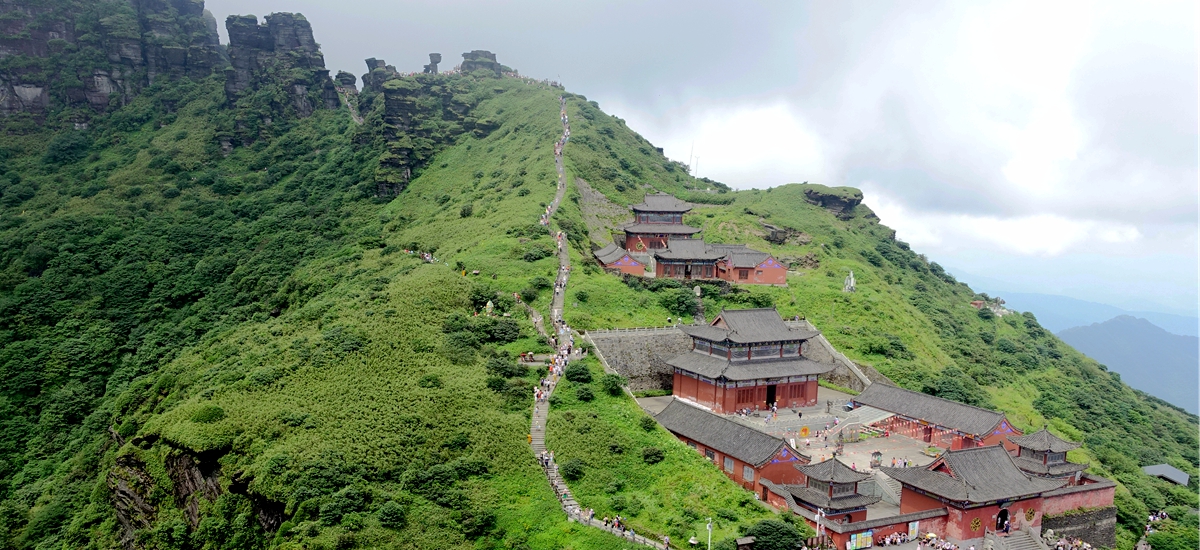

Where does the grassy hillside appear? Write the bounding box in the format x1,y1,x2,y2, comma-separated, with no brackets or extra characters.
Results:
550,94,1199,549
0,16,1194,550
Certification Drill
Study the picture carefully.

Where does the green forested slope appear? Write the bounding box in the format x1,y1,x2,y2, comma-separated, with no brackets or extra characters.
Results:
0,6,1194,549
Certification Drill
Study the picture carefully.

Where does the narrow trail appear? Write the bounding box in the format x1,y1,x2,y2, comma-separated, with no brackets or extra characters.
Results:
529,97,666,549
336,87,364,125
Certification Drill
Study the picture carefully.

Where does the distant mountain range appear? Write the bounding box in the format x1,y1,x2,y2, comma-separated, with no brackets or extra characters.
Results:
1058,316,1199,414
978,290,1199,337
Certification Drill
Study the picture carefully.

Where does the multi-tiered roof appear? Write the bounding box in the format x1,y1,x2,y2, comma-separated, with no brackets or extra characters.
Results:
670,309,833,381
1009,428,1088,478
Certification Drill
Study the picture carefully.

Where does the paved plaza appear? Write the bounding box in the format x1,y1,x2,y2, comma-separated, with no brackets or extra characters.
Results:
640,386,939,471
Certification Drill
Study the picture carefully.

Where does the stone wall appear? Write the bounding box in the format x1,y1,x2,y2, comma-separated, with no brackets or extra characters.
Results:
787,320,873,391
587,329,692,391
1042,506,1117,549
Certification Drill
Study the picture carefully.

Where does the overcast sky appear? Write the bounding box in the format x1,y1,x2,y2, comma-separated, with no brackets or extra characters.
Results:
207,0,1199,316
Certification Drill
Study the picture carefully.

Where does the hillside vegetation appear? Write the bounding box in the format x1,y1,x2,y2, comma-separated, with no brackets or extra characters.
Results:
0,3,1194,549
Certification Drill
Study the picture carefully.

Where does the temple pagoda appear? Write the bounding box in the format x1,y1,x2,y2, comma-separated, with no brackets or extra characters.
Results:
784,459,881,524
669,308,834,412
621,192,700,252
1008,428,1088,482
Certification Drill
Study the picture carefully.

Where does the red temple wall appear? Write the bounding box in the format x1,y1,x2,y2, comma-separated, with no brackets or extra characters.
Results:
1042,485,1116,516
900,488,945,515
625,234,670,252
603,256,644,276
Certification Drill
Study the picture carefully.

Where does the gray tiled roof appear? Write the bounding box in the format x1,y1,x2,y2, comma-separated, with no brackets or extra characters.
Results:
632,192,692,213
655,239,726,260
1012,456,1088,477
785,485,881,511
796,458,872,483
679,308,820,344
879,445,1066,503
594,244,629,265
762,479,949,534
1142,464,1190,486
728,250,772,268
654,398,808,466
1008,429,1080,453
623,223,701,235
667,351,834,380
852,383,1006,436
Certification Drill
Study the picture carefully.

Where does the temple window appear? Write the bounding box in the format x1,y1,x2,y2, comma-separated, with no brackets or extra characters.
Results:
751,344,779,358
731,346,750,361
712,343,728,357
782,343,800,356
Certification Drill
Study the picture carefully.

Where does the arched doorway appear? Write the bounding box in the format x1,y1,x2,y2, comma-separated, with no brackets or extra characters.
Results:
996,509,1009,531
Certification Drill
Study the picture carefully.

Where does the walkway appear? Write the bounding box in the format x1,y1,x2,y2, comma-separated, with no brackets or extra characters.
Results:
529,96,666,549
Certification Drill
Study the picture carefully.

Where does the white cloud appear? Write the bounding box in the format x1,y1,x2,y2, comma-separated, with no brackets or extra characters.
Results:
864,186,1142,257
612,100,829,188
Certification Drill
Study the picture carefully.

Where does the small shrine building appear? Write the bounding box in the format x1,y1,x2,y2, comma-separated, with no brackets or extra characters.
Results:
850,383,1022,450
766,459,882,524
669,308,834,413
1009,429,1088,482
622,192,700,252
654,239,788,285
594,243,644,275
655,398,809,496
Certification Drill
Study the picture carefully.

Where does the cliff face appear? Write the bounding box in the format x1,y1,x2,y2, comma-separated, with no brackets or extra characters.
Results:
223,12,338,117
0,0,223,119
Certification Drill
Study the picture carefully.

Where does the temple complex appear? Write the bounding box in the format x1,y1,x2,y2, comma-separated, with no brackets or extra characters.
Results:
594,192,788,284
668,308,834,412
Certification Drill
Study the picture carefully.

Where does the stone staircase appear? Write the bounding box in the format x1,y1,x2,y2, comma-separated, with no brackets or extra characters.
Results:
987,529,1049,550
871,470,902,506
526,97,664,549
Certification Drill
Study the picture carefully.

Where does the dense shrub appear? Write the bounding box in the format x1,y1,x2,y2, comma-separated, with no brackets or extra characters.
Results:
641,447,664,464
564,363,592,383
191,405,225,423
639,416,657,431
575,386,594,402
599,373,625,396
377,501,406,529
560,458,585,480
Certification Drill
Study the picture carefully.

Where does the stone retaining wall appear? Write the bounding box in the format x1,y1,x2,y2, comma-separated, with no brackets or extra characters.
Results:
587,330,691,391
1042,506,1117,549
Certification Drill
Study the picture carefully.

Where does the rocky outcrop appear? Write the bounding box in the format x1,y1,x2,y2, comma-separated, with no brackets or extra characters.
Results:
362,55,500,196
165,451,222,528
801,185,864,220
229,471,287,532
762,222,812,246
423,52,441,74
108,455,158,550
461,50,501,77
223,13,338,116
0,0,224,118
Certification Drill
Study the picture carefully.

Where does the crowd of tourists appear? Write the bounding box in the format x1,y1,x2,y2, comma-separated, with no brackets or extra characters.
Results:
876,532,911,546
1050,535,1094,550
917,533,961,550
1143,509,1170,535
